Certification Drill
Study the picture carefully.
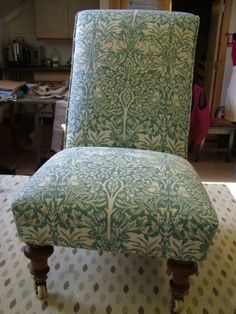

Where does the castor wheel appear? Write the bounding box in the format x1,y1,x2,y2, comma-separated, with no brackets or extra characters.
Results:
173,299,184,313
171,296,185,314
37,284,47,299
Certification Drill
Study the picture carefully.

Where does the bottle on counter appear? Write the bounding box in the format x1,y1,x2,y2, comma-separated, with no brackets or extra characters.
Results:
52,48,60,67
45,58,52,67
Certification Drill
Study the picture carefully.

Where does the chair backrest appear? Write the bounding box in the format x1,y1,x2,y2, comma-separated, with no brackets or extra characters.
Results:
66,10,199,158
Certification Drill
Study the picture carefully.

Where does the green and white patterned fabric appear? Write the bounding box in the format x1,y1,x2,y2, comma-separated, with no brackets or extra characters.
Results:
11,10,218,262
12,147,218,261
66,10,199,158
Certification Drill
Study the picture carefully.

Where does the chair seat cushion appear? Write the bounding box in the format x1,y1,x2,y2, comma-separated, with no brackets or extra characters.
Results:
11,147,218,261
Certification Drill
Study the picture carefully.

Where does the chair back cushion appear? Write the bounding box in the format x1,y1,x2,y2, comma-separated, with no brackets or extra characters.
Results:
66,10,199,158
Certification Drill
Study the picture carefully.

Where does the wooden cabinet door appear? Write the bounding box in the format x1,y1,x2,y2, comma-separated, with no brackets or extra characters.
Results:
68,0,100,38
35,0,69,39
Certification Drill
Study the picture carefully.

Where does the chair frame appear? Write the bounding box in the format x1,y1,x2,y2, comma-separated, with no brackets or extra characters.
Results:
11,10,216,314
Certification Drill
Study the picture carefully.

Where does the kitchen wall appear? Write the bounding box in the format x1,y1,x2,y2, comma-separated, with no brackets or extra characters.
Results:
0,0,108,66
220,0,236,107
0,0,71,65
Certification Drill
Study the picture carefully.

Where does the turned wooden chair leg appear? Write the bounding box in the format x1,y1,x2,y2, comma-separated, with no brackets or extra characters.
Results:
167,259,198,313
23,244,54,299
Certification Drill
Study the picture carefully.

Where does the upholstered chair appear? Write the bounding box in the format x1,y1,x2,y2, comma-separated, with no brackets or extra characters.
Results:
11,10,218,313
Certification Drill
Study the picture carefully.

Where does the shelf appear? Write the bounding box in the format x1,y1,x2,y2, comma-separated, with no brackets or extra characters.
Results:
2,66,71,72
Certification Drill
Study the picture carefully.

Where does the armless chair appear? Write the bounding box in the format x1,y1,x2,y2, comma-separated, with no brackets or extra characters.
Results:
11,10,218,313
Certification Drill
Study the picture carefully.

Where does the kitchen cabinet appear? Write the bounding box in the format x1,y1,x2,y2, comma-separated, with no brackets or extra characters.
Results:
35,0,99,40
35,0,69,39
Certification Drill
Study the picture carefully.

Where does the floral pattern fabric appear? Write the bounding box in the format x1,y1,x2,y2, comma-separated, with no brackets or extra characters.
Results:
12,147,218,261
66,10,199,158
11,10,218,262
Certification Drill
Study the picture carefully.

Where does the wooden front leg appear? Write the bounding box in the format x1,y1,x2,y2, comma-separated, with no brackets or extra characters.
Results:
23,244,54,299
167,259,198,313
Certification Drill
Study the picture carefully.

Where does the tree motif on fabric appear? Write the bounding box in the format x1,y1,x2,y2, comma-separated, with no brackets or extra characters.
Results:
66,11,199,158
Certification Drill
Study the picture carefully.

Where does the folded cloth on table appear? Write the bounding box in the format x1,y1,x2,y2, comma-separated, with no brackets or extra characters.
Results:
32,84,68,99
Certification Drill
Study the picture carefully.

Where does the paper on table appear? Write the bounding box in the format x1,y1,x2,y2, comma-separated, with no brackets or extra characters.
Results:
33,85,67,96
32,85,68,100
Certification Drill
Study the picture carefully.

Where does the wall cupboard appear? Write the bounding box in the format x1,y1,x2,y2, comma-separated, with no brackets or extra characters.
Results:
35,0,100,40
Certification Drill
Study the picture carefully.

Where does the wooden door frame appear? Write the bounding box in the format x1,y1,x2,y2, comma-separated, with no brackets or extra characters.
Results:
211,0,233,117
204,0,224,115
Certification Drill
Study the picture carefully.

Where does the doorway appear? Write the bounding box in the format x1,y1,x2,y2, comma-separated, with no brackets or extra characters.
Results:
172,0,214,105
172,0,233,116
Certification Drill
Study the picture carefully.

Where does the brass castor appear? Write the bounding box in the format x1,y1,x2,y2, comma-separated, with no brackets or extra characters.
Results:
37,284,47,299
173,299,184,313
167,259,198,314
171,293,185,314
23,244,54,299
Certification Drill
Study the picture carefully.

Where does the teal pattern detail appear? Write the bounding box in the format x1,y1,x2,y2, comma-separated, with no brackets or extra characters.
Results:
12,147,218,262
11,11,218,262
66,10,199,158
